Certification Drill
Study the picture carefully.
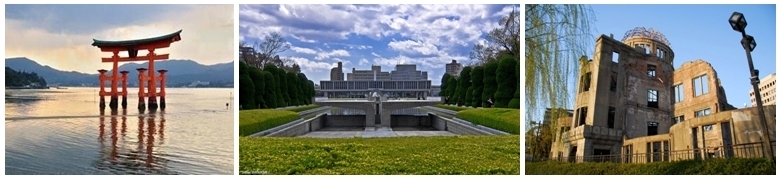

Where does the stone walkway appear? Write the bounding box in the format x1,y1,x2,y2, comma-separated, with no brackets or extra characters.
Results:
297,126,456,138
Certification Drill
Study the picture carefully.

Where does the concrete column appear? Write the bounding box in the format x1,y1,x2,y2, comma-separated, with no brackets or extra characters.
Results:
365,106,376,127
381,108,392,127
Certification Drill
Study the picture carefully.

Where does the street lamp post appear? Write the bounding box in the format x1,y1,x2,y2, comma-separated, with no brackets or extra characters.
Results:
728,11,774,161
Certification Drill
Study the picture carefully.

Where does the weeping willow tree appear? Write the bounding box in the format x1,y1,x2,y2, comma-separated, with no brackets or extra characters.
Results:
525,4,596,152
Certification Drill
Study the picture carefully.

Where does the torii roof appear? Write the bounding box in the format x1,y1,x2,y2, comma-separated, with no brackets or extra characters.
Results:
91,30,182,47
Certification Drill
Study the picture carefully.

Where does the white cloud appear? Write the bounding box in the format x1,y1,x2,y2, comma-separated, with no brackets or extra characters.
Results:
288,56,332,72
371,52,381,58
5,5,234,73
359,58,369,65
290,34,317,43
315,49,351,60
388,40,440,56
291,46,317,54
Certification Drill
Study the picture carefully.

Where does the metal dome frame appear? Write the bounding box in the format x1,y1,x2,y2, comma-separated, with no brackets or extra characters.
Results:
622,27,671,47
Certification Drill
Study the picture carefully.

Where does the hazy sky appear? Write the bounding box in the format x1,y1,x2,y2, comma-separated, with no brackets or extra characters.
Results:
5,4,234,74
239,4,520,85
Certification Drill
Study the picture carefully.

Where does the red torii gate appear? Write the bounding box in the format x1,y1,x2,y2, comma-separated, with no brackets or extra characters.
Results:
92,30,182,111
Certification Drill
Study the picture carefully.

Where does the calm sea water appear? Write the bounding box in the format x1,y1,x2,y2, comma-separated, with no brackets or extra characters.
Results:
5,87,234,175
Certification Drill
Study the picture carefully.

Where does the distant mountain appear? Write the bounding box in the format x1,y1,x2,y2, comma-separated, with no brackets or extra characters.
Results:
5,57,234,87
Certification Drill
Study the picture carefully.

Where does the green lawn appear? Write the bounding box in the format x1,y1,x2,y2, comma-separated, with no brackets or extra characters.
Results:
455,108,520,134
239,109,301,137
239,135,521,175
525,158,775,175
433,104,473,112
281,104,322,112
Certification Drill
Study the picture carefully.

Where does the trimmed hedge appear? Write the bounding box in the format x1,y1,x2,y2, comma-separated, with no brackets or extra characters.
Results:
456,108,520,134
283,105,322,113
240,135,521,175
525,158,775,175
239,109,301,136
433,104,472,112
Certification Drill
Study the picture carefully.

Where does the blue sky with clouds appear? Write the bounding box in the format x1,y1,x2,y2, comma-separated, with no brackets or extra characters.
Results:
588,4,776,109
239,4,520,85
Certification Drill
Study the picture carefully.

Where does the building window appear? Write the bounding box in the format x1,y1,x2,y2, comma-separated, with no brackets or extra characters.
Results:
608,107,616,129
673,84,684,103
695,108,711,117
704,125,713,131
610,72,617,92
648,122,658,136
693,75,709,97
576,107,588,126
647,64,656,77
672,115,684,124
579,72,592,93
648,89,659,108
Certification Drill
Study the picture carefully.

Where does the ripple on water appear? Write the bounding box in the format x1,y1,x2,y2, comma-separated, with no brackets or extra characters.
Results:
5,88,234,175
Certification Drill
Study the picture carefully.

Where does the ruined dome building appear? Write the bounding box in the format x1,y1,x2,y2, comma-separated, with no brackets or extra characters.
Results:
550,27,775,163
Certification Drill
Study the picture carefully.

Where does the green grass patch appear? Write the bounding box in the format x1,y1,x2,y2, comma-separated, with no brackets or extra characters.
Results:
239,109,301,137
525,158,775,175
282,104,322,112
455,108,520,134
239,135,521,175
433,104,473,112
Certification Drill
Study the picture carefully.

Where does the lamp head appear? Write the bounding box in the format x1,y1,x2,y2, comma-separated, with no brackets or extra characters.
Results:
729,12,747,32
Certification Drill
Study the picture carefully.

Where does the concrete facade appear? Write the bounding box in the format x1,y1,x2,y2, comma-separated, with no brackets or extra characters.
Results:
330,61,344,81
549,28,774,163
750,73,776,107
446,60,462,76
347,65,391,81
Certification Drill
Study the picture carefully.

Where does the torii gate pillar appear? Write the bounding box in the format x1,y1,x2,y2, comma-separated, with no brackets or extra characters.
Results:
92,30,182,111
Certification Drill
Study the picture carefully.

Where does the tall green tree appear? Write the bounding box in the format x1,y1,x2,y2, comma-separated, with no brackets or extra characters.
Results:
440,73,451,98
446,76,458,105
470,66,484,107
261,71,277,108
482,60,499,107
286,72,301,106
455,67,472,106
249,67,266,109
263,63,284,108
509,60,521,109
276,68,290,107
239,61,255,109
298,73,312,105
494,57,516,108
526,4,595,138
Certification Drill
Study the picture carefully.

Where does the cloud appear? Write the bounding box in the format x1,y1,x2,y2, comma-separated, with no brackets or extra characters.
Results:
239,4,518,84
315,49,351,60
291,46,317,54
5,4,234,73
388,40,440,56
288,56,333,73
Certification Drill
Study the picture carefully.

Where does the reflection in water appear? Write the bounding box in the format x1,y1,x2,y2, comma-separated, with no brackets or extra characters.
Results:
6,88,233,175
95,109,173,174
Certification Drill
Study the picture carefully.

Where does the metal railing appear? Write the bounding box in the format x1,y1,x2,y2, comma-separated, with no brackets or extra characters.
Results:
538,141,775,164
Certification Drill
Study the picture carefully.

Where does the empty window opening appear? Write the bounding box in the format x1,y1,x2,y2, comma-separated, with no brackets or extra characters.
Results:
580,72,592,92
610,72,617,92
695,108,711,117
704,124,713,131
647,64,656,77
647,122,659,136
673,84,684,103
647,89,659,108
577,107,588,126
672,115,684,124
612,51,619,63
608,107,616,129
693,75,709,96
